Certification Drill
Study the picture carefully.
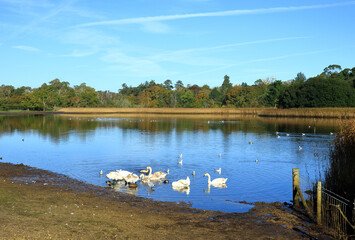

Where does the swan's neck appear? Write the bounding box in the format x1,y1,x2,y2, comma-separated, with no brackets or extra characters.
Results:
148,167,152,176
206,174,211,184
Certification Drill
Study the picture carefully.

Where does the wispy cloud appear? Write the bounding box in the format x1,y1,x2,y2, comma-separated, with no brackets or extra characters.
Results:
98,36,310,78
56,28,118,57
182,49,336,77
100,49,176,77
73,1,355,28
0,0,75,45
140,22,171,33
13,45,40,52
151,37,310,60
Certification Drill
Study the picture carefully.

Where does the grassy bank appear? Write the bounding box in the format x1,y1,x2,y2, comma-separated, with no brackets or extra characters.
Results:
56,107,355,118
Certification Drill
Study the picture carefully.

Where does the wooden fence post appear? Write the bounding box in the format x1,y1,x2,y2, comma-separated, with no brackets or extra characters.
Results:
293,168,300,208
317,181,322,225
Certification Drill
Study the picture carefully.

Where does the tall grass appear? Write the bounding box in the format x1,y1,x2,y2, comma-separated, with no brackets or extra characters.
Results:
57,107,355,118
324,120,355,236
325,120,355,201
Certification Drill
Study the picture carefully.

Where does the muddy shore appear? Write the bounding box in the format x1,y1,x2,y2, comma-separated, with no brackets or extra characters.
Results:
0,162,332,239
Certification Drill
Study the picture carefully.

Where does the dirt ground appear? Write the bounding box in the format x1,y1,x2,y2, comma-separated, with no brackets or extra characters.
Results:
0,162,333,239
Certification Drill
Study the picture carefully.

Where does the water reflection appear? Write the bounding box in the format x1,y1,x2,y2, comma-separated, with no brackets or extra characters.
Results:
111,180,138,195
204,184,228,194
0,114,343,143
172,186,190,195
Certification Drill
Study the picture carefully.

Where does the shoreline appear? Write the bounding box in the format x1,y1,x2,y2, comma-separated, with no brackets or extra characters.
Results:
0,162,333,239
1,107,355,119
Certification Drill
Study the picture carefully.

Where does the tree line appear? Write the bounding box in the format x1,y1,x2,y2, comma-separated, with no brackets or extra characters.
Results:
0,64,354,111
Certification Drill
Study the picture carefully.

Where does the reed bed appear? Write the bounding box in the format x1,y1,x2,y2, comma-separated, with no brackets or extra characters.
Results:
57,107,355,118
322,120,355,238
259,108,355,118
57,107,262,115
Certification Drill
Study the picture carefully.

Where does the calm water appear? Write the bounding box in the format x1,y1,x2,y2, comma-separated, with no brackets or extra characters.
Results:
0,114,339,212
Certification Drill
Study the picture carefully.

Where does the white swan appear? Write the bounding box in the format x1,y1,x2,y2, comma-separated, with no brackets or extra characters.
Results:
124,173,139,183
139,167,149,174
179,153,183,158
100,170,103,175
215,168,221,174
172,176,190,188
106,169,132,181
106,171,122,181
203,173,227,186
178,159,183,165
139,174,150,183
147,167,167,180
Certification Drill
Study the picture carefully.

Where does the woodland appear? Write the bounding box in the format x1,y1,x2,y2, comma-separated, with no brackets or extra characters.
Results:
0,64,354,111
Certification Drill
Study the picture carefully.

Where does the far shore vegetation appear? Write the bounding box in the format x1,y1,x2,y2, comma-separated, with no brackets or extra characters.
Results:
1,64,354,114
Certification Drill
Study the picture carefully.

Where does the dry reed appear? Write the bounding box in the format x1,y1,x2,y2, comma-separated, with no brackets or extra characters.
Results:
57,107,355,118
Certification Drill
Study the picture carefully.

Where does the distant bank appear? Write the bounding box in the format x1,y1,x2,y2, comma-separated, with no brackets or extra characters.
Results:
54,107,355,118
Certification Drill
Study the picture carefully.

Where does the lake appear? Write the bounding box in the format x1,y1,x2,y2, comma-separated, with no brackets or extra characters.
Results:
0,114,340,212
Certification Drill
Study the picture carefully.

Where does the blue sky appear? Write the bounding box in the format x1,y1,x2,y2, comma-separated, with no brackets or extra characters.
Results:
1,0,354,92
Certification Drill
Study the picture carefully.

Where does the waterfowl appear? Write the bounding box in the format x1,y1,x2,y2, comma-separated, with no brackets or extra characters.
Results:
302,133,306,136
219,153,221,158
298,146,302,150
330,132,334,135
106,169,132,181
172,176,190,189
116,169,131,175
139,167,149,174
255,159,259,163
179,153,183,158
166,169,170,174
147,167,167,180
204,173,227,186
106,180,112,187
100,170,103,175
106,171,121,181
215,168,221,174
192,171,195,176
249,142,253,144
139,174,149,183
163,180,169,184
277,135,280,138
128,183,138,188
286,133,290,136
124,173,139,184
178,159,183,165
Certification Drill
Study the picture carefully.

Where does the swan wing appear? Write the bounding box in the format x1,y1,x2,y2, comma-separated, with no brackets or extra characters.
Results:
174,177,190,186
124,173,139,183
106,171,120,180
211,178,228,185
152,171,167,179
